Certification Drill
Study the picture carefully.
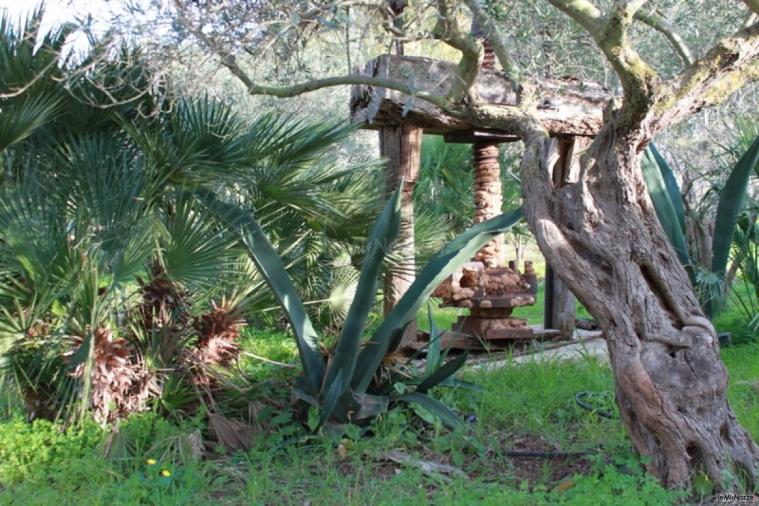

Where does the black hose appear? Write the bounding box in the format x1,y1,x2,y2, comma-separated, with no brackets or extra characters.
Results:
575,391,616,419
504,449,597,458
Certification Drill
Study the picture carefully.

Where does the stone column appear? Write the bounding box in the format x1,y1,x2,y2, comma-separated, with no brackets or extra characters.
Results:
471,36,505,269
472,142,505,268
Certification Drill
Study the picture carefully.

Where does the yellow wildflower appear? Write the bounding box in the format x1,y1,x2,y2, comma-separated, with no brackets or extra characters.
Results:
160,469,171,477
146,458,157,465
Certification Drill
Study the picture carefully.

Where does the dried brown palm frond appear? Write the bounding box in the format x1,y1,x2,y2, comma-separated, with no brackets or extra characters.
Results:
67,327,157,423
137,260,189,332
207,412,254,452
193,299,245,367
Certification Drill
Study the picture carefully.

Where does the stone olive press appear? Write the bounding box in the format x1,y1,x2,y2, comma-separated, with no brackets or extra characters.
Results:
433,260,538,343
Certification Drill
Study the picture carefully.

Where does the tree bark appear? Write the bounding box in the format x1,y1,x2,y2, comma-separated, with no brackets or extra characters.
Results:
520,123,759,488
542,136,582,339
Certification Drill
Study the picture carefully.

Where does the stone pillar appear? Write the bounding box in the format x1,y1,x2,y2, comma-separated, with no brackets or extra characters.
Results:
379,124,422,347
472,142,505,268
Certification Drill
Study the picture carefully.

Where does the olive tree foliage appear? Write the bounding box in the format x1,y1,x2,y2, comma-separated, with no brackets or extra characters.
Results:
114,1,755,189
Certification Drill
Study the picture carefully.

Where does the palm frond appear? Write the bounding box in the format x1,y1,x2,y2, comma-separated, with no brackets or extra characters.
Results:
160,195,239,290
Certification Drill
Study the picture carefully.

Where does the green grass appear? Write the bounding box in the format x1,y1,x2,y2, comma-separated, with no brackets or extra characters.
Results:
237,327,300,382
0,353,686,505
0,292,755,505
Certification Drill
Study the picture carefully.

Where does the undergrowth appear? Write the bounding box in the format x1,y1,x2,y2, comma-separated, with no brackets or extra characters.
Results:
0,296,754,505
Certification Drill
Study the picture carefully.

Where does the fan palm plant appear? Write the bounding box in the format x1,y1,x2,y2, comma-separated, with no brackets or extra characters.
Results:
0,12,384,423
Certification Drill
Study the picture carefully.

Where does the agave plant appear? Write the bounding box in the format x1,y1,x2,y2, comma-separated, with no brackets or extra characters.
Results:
643,133,759,316
198,186,523,430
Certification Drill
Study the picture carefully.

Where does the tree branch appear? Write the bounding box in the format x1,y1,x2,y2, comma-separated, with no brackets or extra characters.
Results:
550,0,659,129
226,55,448,109
743,0,759,15
634,7,693,65
653,21,759,132
173,0,449,110
432,0,481,103
463,0,519,83
546,0,605,35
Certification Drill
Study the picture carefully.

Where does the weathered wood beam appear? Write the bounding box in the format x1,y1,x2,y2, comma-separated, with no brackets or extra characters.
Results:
380,124,422,349
350,55,612,136
443,130,519,144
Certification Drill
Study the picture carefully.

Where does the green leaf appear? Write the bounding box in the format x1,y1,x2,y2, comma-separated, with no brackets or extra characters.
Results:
352,208,523,393
195,189,325,394
399,392,462,429
642,147,691,271
320,186,402,416
649,144,686,234
306,406,320,432
424,302,442,377
711,135,759,278
349,392,389,422
416,351,468,394
0,93,62,151
161,195,236,288
319,373,346,426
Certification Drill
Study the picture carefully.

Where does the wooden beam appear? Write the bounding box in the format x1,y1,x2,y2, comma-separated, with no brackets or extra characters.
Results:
443,130,519,144
380,124,422,348
350,55,612,136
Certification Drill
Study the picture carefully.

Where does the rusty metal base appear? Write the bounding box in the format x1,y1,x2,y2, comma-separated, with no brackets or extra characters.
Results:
455,314,534,341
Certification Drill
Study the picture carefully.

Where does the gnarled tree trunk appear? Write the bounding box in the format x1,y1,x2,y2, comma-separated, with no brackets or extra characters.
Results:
520,123,759,488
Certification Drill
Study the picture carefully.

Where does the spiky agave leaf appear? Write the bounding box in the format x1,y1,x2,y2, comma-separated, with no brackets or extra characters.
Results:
195,189,326,395
352,208,524,393
318,186,402,424
710,135,759,279
642,145,692,275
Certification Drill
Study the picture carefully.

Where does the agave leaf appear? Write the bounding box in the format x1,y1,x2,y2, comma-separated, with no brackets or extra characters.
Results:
352,208,523,393
424,302,442,377
437,378,483,391
642,147,691,271
711,135,759,278
319,186,402,418
416,351,468,394
649,144,686,233
350,392,389,422
399,392,461,429
319,373,346,426
194,188,325,394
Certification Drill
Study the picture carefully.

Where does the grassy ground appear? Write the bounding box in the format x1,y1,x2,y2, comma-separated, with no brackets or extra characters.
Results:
0,296,756,505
